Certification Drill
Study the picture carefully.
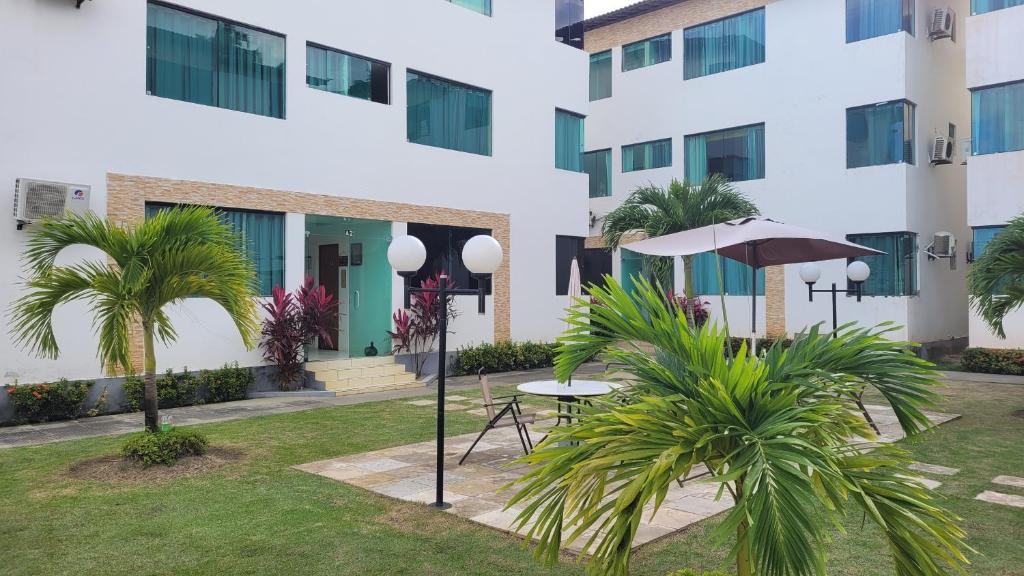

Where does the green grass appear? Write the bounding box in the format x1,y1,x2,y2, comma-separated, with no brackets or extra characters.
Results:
1,380,1022,575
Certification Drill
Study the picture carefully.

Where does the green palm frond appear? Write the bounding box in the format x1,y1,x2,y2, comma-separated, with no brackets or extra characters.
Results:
968,214,1024,338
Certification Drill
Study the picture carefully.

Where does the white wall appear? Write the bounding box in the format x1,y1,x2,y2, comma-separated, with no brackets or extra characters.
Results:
966,4,1024,89
0,0,588,383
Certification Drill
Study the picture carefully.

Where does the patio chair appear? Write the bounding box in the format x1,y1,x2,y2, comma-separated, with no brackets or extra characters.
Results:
458,368,536,465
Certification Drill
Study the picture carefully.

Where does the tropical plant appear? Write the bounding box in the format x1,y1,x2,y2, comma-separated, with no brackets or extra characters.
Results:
667,291,709,327
602,175,759,297
10,207,259,432
968,213,1024,338
388,273,458,377
4,379,92,423
258,276,335,390
507,278,970,576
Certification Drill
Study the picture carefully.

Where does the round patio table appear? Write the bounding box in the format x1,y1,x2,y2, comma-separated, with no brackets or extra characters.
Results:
517,380,611,426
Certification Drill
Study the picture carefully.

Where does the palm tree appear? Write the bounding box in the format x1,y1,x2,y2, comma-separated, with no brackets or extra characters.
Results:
10,207,259,432
507,278,970,576
968,213,1024,338
601,175,759,297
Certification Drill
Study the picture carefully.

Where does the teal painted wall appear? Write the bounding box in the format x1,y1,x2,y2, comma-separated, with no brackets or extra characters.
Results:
347,219,393,357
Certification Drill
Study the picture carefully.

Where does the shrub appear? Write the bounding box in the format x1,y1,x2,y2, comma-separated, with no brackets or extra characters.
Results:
453,341,559,376
389,273,459,378
961,347,1024,376
259,276,336,390
726,336,793,356
4,379,92,423
200,363,253,403
121,428,209,467
122,369,200,412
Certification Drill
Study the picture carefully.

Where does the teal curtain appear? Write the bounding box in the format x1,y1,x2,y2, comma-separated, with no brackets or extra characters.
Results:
306,45,374,100
449,0,492,16
973,226,1006,257
145,204,283,296
684,124,764,182
146,3,285,118
846,0,913,42
589,51,612,101
407,71,492,156
848,232,917,296
972,81,1024,155
683,9,765,80
622,139,672,172
973,0,1024,13
847,101,914,167
583,149,612,198
691,252,764,296
620,249,645,295
555,110,585,171
622,33,671,72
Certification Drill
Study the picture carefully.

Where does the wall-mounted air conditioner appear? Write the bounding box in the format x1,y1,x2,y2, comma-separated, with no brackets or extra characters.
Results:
926,231,957,270
930,135,955,165
13,178,91,229
929,8,955,41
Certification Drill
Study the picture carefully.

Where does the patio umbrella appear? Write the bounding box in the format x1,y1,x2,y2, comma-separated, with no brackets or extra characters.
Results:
622,217,885,350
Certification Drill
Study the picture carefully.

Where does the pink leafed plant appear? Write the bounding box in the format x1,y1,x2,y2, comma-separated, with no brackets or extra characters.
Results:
259,276,337,390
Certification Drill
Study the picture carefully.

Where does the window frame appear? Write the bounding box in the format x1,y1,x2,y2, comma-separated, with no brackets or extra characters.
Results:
684,122,766,182
305,41,391,105
846,99,916,169
970,80,1024,156
621,138,673,172
682,7,766,80
446,0,492,16
589,50,613,101
971,0,1024,13
555,235,586,295
845,0,915,43
555,108,586,172
583,148,613,198
621,32,672,72
406,69,493,157
846,231,919,297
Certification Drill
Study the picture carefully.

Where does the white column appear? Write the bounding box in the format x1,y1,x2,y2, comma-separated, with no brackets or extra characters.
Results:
391,222,407,314
284,212,306,292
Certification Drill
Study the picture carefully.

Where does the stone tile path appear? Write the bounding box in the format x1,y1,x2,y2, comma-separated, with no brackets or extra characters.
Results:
909,462,960,476
975,491,1024,509
992,475,1024,489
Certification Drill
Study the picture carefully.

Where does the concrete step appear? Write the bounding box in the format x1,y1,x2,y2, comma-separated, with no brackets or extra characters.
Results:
310,362,408,382
306,356,399,372
325,376,423,397
324,372,419,391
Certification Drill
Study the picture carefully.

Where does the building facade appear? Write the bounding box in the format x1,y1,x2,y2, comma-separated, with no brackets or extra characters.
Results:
965,0,1024,349
0,0,590,385
583,0,976,350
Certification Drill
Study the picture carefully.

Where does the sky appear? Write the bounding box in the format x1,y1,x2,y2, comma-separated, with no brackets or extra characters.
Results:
584,0,635,18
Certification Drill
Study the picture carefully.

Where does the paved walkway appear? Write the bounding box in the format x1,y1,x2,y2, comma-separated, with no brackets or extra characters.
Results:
0,363,607,449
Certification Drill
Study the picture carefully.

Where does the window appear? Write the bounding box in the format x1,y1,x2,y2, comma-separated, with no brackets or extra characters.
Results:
447,0,491,16
406,223,492,294
973,226,1006,258
846,0,914,43
556,0,585,49
622,139,672,172
407,71,492,156
620,248,645,295
847,101,915,168
589,51,612,101
847,232,918,296
684,124,765,182
145,203,284,296
306,44,389,104
555,236,585,295
146,2,285,119
582,247,613,288
972,0,1024,14
691,252,765,296
972,81,1024,155
555,110,585,171
622,33,671,72
683,9,765,80
583,149,612,198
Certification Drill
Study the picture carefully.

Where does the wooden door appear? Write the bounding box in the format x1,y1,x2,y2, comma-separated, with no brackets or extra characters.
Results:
318,244,340,350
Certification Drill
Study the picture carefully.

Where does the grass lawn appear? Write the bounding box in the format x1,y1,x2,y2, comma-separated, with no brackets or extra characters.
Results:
1,379,1022,576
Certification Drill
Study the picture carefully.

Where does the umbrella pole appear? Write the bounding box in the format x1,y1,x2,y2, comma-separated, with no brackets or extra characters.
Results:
750,246,758,358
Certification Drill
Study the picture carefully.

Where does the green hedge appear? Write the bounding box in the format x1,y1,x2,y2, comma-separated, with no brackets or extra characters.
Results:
121,428,209,467
453,341,560,376
122,364,253,412
961,347,1024,376
200,363,253,403
4,379,92,424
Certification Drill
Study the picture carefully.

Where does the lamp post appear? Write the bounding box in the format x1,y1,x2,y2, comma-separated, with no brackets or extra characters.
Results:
799,261,871,337
387,234,503,509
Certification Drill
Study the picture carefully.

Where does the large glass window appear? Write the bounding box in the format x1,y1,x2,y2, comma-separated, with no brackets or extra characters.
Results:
847,232,918,296
846,0,914,43
622,139,672,172
306,44,389,104
683,9,765,80
685,124,765,182
447,0,491,16
691,253,764,296
972,81,1024,155
973,226,1007,258
590,51,612,101
583,149,612,198
555,236,585,295
847,101,915,168
145,203,284,296
407,71,492,156
622,33,671,72
556,110,585,172
971,0,1023,14
146,2,285,119
406,223,491,293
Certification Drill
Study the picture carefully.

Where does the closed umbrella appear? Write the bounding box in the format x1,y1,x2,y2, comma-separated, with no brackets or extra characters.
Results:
567,256,582,307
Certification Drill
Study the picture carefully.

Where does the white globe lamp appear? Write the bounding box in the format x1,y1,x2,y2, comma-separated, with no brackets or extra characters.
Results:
799,262,822,285
846,260,871,283
387,235,427,274
461,235,503,275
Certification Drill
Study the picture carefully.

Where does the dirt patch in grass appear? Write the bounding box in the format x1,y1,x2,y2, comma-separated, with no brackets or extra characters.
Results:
1013,409,1024,420
67,447,245,483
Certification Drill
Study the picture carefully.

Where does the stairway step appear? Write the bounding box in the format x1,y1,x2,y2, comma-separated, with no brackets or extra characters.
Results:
326,379,424,396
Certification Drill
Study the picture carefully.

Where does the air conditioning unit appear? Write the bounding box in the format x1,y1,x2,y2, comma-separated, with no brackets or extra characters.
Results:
929,8,955,40
925,231,957,269
13,178,91,229
930,135,955,165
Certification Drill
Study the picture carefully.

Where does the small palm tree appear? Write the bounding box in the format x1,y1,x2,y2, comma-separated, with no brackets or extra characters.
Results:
968,213,1024,338
602,175,759,297
508,278,970,576
10,207,259,432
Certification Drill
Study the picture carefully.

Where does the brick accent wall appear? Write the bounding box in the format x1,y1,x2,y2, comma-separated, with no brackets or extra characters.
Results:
765,265,786,338
106,173,511,372
585,0,775,53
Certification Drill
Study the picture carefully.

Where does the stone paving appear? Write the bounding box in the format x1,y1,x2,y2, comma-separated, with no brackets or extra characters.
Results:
296,404,959,554
973,475,1024,509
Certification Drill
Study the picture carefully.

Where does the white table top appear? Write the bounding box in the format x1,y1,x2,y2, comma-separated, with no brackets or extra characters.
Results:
516,380,612,398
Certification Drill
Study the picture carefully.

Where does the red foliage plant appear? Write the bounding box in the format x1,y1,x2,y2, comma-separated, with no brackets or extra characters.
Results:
388,273,458,378
259,276,336,390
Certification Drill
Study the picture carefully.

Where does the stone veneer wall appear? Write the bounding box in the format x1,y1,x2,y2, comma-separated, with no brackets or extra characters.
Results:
106,173,511,373
765,265,786,338
584,0,776,54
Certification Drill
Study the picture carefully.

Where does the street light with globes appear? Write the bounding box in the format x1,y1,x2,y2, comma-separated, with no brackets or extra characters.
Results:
799,260,872,337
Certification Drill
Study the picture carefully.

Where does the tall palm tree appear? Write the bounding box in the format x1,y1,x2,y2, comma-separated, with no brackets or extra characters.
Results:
508,278,970,576
601,175,759,297
10,207,260,432
968,213,1024,338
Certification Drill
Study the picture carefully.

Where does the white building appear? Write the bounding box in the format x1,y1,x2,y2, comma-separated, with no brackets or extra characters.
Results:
583,0,974,353
0,0,590,387
965,0,1024,349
